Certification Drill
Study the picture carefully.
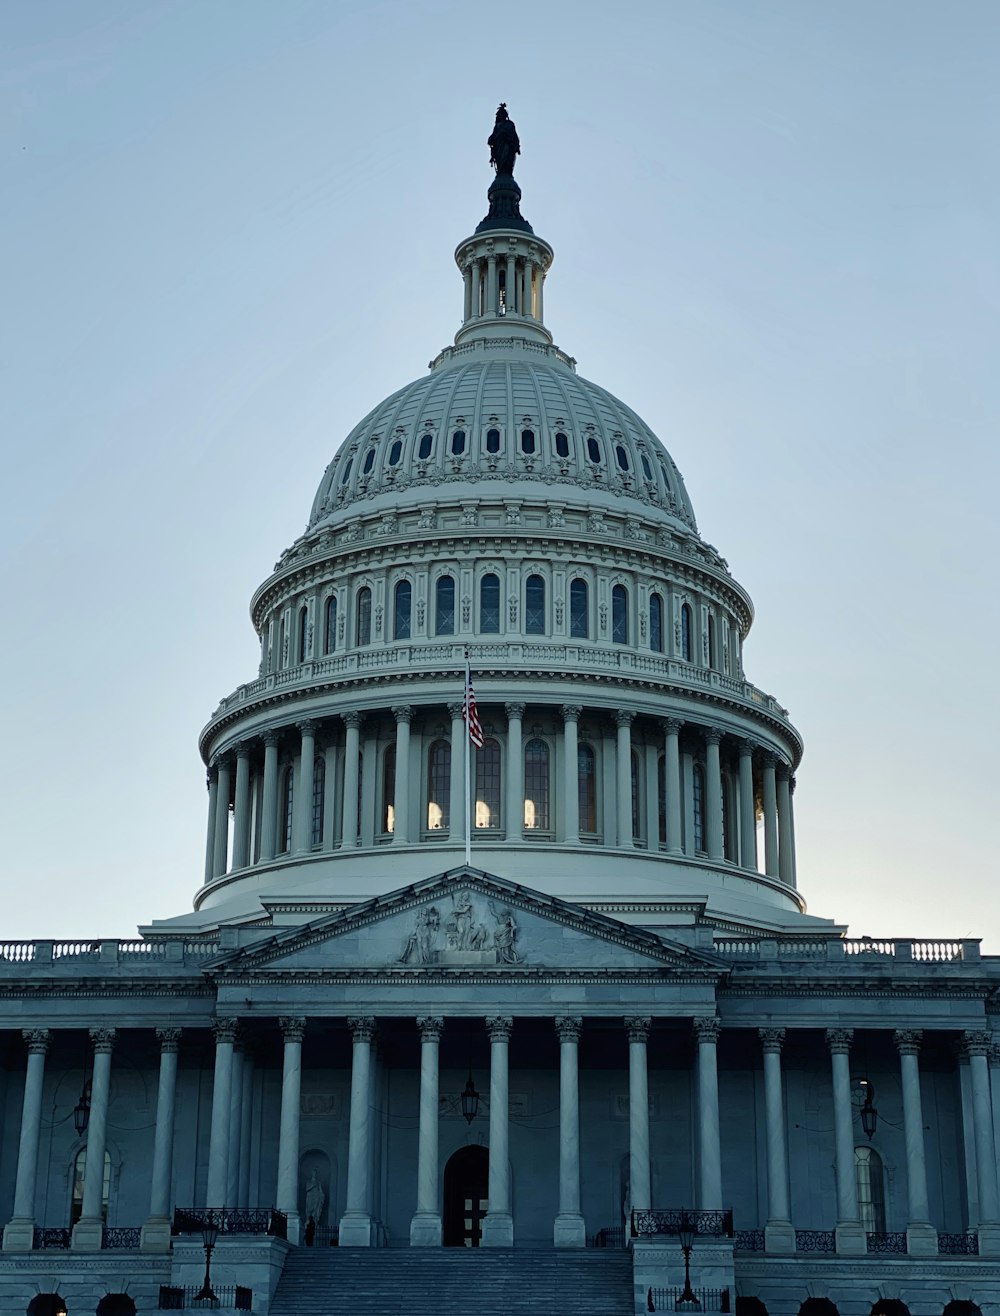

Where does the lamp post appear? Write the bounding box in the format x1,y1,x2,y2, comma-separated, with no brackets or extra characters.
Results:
73,1079,91,1137
195,1213,219,1303
859,1081,878,1140
461,1071,480,1125
676,1212,700,1310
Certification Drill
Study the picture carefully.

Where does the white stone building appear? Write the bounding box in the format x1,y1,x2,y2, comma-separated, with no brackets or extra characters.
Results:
2,109,998,1316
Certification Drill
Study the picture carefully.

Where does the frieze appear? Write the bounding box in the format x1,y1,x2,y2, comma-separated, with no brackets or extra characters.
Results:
397,891,523,967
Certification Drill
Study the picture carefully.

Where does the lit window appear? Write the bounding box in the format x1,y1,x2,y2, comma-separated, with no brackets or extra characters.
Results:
521,428,536,455
324,596,337,654
524,739,550,830
570,579,588,639
612,585,628,644
383,746,396,834
475,739,501,829
418,433,433,460
480,574,500,633
356,586,372,647
312,757,325,846
681,603,693,662
452,430,466,455
525,574,545,635
578,745,597,833
555,431,570,458
436,576,455,635
486,428,501,453
855,1146,886,1233
427,740,451,830
394,581,412,640
650,592,663,653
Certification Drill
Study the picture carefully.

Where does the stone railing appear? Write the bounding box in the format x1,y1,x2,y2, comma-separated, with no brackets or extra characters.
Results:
713,938,980,964
0,938,222,968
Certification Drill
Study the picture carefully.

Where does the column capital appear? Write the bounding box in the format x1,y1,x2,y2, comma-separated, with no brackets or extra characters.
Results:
348,1015,377,1043
760,750,777,770
614,709,635,729
234,740,252,760
392,705,414,725
417,1016,444,1042
738,737,756,757
506,701,527,720
555,1016,582,1043
625,1016,651,1043
789,775,797,794
447,701,465,720
261,728,282,748
560,705,581,724
211,752,233,772
155,1027,182,1053
758,1027,785,1054
486,1016,513,1043
90,1027,117,1054
989,1042,1000,1068
894,1028,922,1056
825,1027,853,1055
662,717,683,736
775,760,791,781
962,1030,993,1058
342,711,364,731
702,726,723,747
279,1017,306,1044
296,719,319,736
693,1016,722,1044
213,1019,240,1046
22,1028,50,1054
206,765,219,787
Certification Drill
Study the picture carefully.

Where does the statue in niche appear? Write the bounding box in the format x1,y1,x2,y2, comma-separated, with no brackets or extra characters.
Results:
488,103,520,175
445,891,490,951
305,1170,325,1229
398,905,441,965
489,903,522,964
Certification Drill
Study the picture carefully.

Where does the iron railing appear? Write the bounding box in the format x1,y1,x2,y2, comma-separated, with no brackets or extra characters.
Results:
733,1228,765,1252
632,1209,734,1239
33,1227,70,1249
591,1225,627,1248
795,1229,836,1252
302,1223,338,1247
158,1286,251,1310
102,1226,141,1249
647,1287,730,1312
172,1207,287,1239
866,1231,906,1253
939,1231,979,1255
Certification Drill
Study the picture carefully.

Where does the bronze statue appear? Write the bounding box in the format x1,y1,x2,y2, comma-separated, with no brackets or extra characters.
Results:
488,103,520,176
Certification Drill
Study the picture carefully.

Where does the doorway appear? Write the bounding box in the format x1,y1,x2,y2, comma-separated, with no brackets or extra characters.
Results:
443,1145,489,1247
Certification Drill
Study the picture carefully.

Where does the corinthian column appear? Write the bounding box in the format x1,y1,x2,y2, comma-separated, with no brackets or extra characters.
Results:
625,1016,651,1221
258,730,280,861
561,707,581,843
391,706,413,844
232,743,252,869
965,1032,1000,1255
341,713,363,848
826,1028,865,1255
204,767,219,883
703,729,724,860
554,1017,585,1247
206,1020,239,1208
141,1028,182,1253
761,753,779,878
340,1017,376,1246
615,711,634,847
737,740,756,870
694,1017,723,1209
410,1017,443,1246
776,764,794,884
448,702,467,846
759,1028,794,1253
505,703,525,840
72,1027,117,1250
276,1018,306,1244
663,719,683,855
482,1016,514,1247
894,1030,936,1255
292,720,318,853
2,1029,50,1252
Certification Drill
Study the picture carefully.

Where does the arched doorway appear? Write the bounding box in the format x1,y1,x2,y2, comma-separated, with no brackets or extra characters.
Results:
799,1303,839,1316
943,1305,982,1316
96,1298,136,1316
27,1298,66,1316
871,1303,910,1316
443,1145,489,1247
737,1301,769,1316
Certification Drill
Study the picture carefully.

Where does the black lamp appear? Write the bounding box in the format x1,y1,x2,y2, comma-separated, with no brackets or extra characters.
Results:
195,1213,219,1303
460,1071,480,1125
676,1212,700,1310
860,1081,878,1140
73,1079,91,1138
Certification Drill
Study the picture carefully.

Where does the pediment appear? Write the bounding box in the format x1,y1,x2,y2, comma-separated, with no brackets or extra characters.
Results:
205,867,725,978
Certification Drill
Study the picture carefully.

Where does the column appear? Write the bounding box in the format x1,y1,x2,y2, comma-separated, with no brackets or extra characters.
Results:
826,1028,865,1254
759,1029,794,1252
448,701,466,846
259,730,280,862
212,756,231,878
505,702,525,840
292,720,318,853
391,706,412,844
340,1017,376,1246
463,260,474,320
227,1042,245,1209
761,752,779,878
991,1043,1000,1199
341,713,363,848
232,744,252,869
482,1016,514,1246
2,1029,49,1252
486,251,497,314
615,710,634,847
536,261,544,322
694,1017,723,1210
738,740,756,870
206,1020,238,1208
410,1017,443,1246
238,1049,255,1207
141,1028,182,1252
663,719,683,855
276,1018,306,1244
625,1017,651,1223
894,1030,936,1254
522,260,534,319
776,764,794,884
204,767,219,883
554,1017,585,1247
505,251,516,313
788,776,798,886
561,706,581,844
966,1032,1000,1254
72,1027,116,1250
704,729,724,861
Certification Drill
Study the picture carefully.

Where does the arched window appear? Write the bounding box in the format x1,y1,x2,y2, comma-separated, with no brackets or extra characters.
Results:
486,427,501,454
735,1301,770,1316
97,1298,137,1316
28,1299,68,1316
298,605,309,662
324,596,337,654
681,602,693,662
388,439,402,466
340,457,353,485
451,430,466,455
394,581,412,640
708,613,717,670
520,428,536,455
612,585,628,644
692,762,706,853
524,739,550,831
855,1146,886,1232
578,744,597,834
586,436,602,464
658,754,666,845
311,756,325,847
555,431,570,458
71,1146,111,1225
569,579,589,639
870,1302,911,1316
640,453,654,481
418,433,433,460
475,738,501,829
281,766,294,853
356,586,372,647
649,592,664,653
798,1303,839,1316
630,750,640,841
942,1304,983,1316
615,444,629,471
278,615,286,668
480,574,501,633
362,446,376,474
525,574,545,635
436,576,455,636
427,740,451,830
383,746,396,834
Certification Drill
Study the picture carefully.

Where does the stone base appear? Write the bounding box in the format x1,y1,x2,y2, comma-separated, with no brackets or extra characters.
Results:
409,1212,443,1247
906,1222,938,1256
977,1221,1000,1257
338,1212,372,1247
554,1212,586,1248
481,1212,514,1248
1,1220,35,1253
764,1220,796,1254
834,1220,867,1256
71,1217,104,1251
140,1217,172,1253
284,1212,301,1247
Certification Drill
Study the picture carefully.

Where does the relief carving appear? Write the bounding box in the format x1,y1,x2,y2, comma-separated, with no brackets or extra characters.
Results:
396,892,524,967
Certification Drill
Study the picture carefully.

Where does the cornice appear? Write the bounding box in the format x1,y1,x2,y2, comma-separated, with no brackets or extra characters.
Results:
215,966,722,988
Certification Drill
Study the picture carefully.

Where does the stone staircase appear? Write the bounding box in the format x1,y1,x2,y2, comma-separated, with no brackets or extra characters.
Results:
268,1246,635,1316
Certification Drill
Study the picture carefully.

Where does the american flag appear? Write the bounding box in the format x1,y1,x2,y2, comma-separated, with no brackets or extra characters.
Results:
463,668,484,748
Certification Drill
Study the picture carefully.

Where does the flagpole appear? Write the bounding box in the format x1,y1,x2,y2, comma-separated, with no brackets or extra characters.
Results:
464,649,472,868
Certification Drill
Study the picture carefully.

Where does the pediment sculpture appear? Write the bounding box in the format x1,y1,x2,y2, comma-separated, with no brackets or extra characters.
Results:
398,890,523,967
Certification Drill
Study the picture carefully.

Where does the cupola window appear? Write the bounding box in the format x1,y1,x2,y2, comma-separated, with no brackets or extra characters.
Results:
525,574,545,635
451,430,466,455
475,738,502,829
362,447,376,474
486,428,501,454
523,739,550,831
356,586,372,647
324,596,337,654
612,585,628,644
312,757,325,847
520,428,536,455
615,444,629,471
578,744,597,834
631,750,641,840
587,437,602,464
649,592,664,653
657,754,667,845
480,573,500,633
427,740,451,830
394,581,412,640
388,439,403,466
298,605,309,662
570,579,589,639
281,766,294,853
680,602,693,662
435,576,455,636
555,431,570,458
708,613,717,669
660,459,673,493
640,453,653,481
341,457,353,484
418,433,433,460
692,763,706,853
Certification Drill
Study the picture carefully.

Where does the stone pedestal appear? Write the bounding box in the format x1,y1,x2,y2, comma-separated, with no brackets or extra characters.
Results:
338,1213,373,1248
978,1221,1000,1257
71,1217,104,1251
553,1212,586,1248
905,1222,938,1256
764,1220,795,1253
284,1212,301,1247
1,1220,35,1253
834,1220,867,1255
140,1216,173,1253
409,1212,442,1247
481,1212,514,1248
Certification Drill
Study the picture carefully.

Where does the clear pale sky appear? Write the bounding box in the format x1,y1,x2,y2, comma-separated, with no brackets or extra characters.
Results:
2,1,998,947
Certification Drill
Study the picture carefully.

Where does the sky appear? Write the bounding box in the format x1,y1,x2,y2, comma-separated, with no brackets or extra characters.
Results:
1,1,998,946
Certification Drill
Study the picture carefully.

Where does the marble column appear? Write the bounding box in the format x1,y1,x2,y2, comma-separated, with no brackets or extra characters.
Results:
232,744,252,869
561,706,581,843
448,702,467,845
482,1016,514,1247
626,1017,652,1221
737,740,756,870
226,1042,245,1210
776,764,794,884
826,1028,865,1254
206,1020,239,1208
141,1028,182,1252
463,260,474,320
704,729,724,860
761,753,779,878
259,730,280,862
554,1017,585,1247
276,1018,305,1244
966,1032,1000,1254
486,251,497,314
72,1027,117,1250
2,1029,50,1252
410,1017,443,1246
204,767,219,884
292,721,318,853
663,719,683,855
212,757,232,878
759,1028,794,1252
505,702,525,840
694,1017,723,1209
341,713,363,848
894,1030,937,1254
391,706,412,844
340,1017,376,1246
615,710,634,847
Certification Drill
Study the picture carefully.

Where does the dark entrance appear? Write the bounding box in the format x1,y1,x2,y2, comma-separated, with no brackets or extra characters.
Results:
443,1145,489,1247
